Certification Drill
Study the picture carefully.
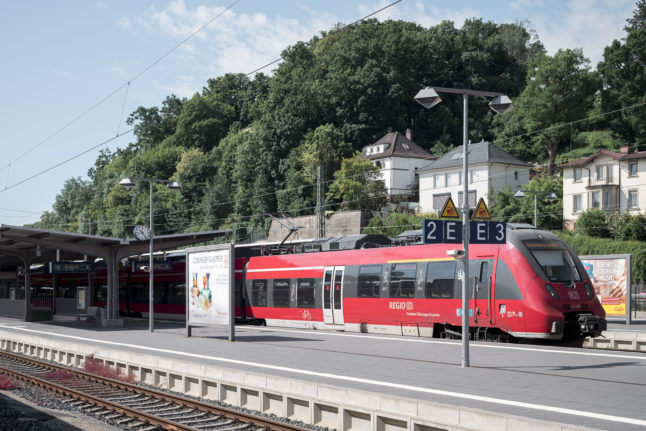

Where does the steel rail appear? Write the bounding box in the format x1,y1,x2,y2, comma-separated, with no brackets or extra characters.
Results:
0,351,308,431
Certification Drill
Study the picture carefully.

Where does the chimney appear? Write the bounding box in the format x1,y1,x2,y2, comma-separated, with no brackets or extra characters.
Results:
406,128,413,141
620,144,629,154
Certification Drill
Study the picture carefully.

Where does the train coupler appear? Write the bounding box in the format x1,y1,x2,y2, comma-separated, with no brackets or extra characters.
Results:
578,314,607,337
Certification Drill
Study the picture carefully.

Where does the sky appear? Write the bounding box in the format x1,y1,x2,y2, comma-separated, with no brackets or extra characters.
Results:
0,0,638,227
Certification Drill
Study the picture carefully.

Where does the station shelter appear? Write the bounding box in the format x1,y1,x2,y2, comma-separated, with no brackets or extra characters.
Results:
0,224,230,325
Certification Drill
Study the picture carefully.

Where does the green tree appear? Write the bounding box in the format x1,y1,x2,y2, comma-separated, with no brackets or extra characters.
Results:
326,154,387,211
609,212,646,242
489,175,562,229
575,209,610,238
495,49,599,174
126,95,184,150
598,0,646,148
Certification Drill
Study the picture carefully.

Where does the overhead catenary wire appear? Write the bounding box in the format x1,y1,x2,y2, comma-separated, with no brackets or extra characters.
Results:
0,0,242,185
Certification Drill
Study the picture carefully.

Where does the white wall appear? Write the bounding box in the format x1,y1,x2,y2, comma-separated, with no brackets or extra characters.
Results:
374,157,429,196
419,164,530,214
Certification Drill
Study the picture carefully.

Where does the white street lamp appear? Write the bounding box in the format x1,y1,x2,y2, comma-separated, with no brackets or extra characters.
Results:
120,177,182,332
415,86,513,368
514,190,557,228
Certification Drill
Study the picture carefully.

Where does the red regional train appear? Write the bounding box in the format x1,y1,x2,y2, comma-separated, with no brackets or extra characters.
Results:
29,224,607,341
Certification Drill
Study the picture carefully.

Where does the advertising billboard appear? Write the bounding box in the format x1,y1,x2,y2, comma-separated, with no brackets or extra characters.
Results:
580,254,631,319
186,244,234,335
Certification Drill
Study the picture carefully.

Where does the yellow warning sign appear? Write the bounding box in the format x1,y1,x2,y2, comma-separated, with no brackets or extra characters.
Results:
440,196,461,219
472,198,491,220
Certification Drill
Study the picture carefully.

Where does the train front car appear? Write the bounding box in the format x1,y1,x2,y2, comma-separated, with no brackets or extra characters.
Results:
504,225,607,340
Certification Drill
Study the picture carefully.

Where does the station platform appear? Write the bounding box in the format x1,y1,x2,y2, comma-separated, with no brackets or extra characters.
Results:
1,316,645,431
584,320,646,351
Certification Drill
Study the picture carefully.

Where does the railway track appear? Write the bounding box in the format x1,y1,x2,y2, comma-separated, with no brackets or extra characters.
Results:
0,351,309,431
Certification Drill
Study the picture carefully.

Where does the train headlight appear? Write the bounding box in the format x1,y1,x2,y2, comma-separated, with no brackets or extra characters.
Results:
545,283,560,300
584,283,594,300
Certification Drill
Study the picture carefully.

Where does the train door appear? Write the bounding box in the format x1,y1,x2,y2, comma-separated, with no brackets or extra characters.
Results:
471,258,495,325
323,266,345,325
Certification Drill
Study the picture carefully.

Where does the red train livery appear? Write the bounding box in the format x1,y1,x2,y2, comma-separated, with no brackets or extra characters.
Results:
30,224,607,341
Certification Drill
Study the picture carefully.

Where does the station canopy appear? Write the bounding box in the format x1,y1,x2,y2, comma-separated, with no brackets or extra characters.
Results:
0,224,232,268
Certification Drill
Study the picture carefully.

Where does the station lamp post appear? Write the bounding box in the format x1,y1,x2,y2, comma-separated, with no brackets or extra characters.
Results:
414,86,513,367
119,177,182,332
514,190,558,228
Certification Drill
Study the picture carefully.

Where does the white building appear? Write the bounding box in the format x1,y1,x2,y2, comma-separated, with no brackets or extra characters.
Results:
418,141,531,214
361,130,434,196
559,146,646,230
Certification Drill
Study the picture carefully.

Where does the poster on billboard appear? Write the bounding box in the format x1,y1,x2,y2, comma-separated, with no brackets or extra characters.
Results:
579,254,632,321
186,243,234,340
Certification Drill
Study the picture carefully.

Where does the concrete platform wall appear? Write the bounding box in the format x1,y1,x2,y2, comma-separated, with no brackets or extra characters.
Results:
0,330,601,431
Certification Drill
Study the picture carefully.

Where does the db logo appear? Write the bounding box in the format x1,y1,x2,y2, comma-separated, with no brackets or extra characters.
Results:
568,291,580,300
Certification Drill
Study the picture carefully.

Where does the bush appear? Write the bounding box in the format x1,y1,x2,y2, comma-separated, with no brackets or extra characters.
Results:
609,212,646,242
555,231,646,284
83,354,135,383
575,209,610,237
0,374,21,390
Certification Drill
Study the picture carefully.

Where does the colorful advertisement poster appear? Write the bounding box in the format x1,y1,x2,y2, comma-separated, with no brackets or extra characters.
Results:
580,255,630,317
187,247,232,326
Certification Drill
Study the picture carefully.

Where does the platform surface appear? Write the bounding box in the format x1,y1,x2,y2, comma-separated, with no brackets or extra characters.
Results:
1,316,645,431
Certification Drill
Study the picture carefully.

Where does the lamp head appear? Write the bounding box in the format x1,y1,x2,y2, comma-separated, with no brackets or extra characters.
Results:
546,192,557,201
489,95,514,114
514,190,525,199
446,249,465,259
167,181,183,191
414,87,442,109
119,178,135,190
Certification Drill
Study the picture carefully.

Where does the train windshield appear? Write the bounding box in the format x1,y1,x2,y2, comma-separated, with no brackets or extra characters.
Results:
523,240,584,283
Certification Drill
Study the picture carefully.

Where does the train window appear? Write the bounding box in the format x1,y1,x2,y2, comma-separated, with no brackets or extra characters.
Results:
297,279,316,308
425,261,456,298
251,280,267,306
479,262,489,283
334,270,343,310
523,241,583,283
273,279,291,308
323,270,332,308
358,265,381,297
389,263,416,298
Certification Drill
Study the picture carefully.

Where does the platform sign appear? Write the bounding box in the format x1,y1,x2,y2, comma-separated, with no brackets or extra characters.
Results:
186,243,235,340
50,261,94,273
469,221,506,244
424,220,506,244
423,220,462,244
439,196,461,219
472,198,492,221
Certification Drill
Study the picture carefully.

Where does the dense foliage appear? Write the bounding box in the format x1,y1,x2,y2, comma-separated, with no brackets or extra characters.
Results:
556,232,646,285
30,6,646,243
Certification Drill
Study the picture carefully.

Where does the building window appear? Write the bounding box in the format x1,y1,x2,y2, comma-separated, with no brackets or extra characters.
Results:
433,193,450,210
469,170,476,184
628,189,638,209
573,194,582,213
630,161,638,177
592,191,601,209
458,190,477,208
433,174,440,188
514,171,519,181
574,168,582,182
603,191,610,209
596,165,605,180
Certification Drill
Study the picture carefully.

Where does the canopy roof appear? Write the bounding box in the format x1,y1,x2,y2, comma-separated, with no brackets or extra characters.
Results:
0,224,231,268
